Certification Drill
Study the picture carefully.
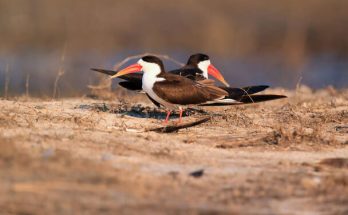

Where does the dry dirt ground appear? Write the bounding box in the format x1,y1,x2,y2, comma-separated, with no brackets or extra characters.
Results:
0,87,347,215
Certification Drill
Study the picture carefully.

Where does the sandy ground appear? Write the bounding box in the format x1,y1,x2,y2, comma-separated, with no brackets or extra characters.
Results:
0,87,347,215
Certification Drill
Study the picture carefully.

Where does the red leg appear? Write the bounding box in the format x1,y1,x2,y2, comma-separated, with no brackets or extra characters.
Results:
164,110,171,124
179,107,183,123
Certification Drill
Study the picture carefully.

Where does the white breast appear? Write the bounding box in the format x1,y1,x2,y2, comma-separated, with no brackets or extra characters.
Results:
142,71,175,108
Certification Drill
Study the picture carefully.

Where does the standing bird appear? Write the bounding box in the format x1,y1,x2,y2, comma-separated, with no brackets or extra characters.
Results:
92,53,229,91
110,56,232,123
92,54,284,107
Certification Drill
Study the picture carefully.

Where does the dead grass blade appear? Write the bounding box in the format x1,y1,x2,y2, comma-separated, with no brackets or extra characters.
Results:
52,42,67,99
4,63,10,99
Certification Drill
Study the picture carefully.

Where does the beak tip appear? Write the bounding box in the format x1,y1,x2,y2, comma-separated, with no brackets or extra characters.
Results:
222,80,230,87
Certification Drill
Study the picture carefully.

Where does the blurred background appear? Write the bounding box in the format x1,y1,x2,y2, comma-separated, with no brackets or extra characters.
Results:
0,0,347,97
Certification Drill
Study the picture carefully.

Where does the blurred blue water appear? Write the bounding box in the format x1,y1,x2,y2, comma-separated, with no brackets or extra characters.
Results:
0,51,347,97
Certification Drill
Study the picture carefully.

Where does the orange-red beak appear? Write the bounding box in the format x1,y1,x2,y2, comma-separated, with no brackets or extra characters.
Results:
208,64,230,87
110,63,143,79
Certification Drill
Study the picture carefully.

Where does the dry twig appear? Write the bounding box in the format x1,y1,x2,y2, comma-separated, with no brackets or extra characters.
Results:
147,117,211,133
112,53,184,70
4,63,10,99
53,43,67,99
25,73,30,98
295,76,303,95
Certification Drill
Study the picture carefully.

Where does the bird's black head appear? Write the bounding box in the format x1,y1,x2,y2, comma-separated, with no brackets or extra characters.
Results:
141,55,165,71
186,53,210,66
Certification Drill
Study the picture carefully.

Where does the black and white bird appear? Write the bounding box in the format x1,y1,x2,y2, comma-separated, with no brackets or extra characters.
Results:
111,56,229,123
92,53,284,107
92,53,229,90
110,56,286,123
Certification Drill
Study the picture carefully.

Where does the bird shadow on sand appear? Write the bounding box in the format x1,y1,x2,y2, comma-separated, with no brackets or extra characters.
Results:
76,103,213,133
76,103,210,120
113,105,212,120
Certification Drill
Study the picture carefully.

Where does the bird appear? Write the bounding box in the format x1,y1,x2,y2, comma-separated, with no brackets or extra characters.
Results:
91,53,229,91
110,55,233,123
91,53,285,107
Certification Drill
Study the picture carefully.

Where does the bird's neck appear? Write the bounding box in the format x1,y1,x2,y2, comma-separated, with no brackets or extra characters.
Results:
142,69,165,91
197,64,208,79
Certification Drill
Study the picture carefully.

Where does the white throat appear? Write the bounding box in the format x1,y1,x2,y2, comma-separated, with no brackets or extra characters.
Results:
138,59,168,106
138,59,163,90
197,60,211,79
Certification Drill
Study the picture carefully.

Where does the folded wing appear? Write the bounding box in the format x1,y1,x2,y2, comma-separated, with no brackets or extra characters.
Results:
153,74,228,105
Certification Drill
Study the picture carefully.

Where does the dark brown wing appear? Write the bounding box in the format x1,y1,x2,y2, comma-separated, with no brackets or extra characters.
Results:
197,79,216,86
119,81,142,91
153,74,228,105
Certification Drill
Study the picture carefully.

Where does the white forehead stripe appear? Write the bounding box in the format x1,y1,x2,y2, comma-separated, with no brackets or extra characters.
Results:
138,59,162,75
137,59,145,64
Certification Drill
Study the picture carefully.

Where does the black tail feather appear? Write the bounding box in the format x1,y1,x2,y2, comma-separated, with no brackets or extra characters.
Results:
239,94,287,103
241,85,269,94
220,85,269,100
